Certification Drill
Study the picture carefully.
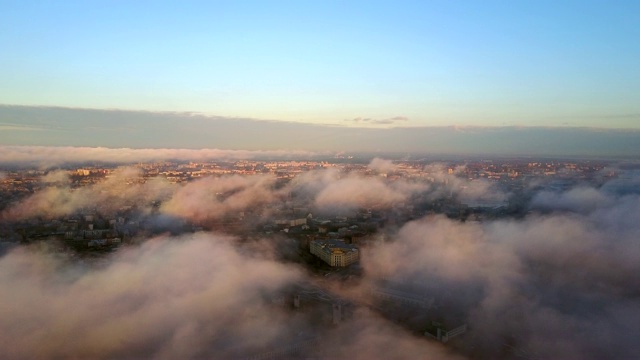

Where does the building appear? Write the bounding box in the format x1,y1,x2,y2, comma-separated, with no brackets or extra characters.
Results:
310,239,359,267
424,321,468,343
275,218,307,227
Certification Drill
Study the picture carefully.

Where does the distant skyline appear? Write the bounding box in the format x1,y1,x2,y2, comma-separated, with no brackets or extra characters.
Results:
1,1,639,129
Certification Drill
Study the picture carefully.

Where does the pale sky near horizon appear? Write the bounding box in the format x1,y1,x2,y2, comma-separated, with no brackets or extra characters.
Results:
1,0,639,128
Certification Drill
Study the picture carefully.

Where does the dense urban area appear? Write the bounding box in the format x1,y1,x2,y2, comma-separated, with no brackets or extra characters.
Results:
0,157,615,248
1,155,638,359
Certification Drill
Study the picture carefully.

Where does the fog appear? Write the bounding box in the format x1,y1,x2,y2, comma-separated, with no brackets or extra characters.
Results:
2,167,173,221
0,145,319,168
161,174,278,223
1,160,639,359
363,213,640,358
0,234,303,359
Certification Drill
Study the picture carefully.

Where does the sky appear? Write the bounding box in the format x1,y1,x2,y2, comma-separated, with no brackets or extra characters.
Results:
2,0,639,127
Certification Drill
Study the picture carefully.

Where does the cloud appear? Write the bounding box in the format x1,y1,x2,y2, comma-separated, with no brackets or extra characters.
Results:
1,167,173,221
161,174,278,224
286,168,428,213
530,187,613,214
364,216,519,284
318,309,464,360
390,116,409,122
422,164,508,204
3,161,640,358
2,169,283,228
346,117,372,123
0,233,304,359
368,157,397,173
0,229,475,359
360,187,640,359
315,176,408,209
344,116,409,125
4,164,504,224
370,116,409,125
3,106,640,156
40,169,71,184
0,123,47,131
600,168,640,196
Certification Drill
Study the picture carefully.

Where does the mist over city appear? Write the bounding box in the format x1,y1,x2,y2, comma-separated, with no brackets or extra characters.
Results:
1,1,639,359
1,154,639,359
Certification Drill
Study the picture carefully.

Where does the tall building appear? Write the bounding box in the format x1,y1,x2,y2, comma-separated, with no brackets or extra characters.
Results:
310,239,359,267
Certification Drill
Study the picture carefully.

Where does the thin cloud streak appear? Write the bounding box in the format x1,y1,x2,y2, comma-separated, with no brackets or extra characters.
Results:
0,146,319,167
344,116,409,125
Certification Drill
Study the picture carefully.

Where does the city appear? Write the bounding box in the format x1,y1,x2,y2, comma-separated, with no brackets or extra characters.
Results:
0,156,615,248
1,155,637,359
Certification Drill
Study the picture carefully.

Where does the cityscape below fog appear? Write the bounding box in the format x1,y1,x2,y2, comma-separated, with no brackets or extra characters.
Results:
1,154,638,359
2,1,639,358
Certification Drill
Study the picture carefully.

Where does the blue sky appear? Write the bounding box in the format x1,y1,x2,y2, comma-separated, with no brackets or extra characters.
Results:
1,0,639,130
